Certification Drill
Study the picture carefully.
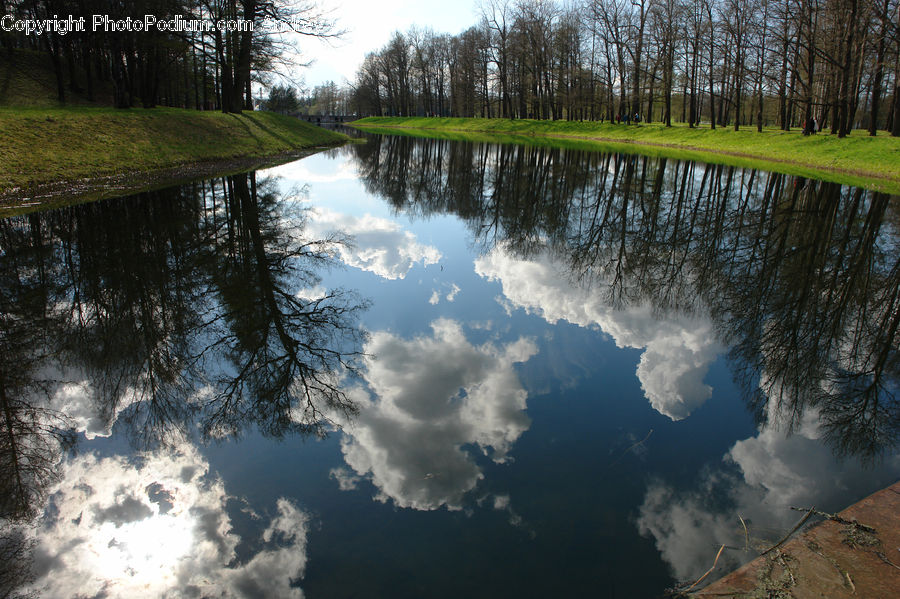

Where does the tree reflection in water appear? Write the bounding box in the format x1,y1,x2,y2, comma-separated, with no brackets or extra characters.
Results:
348,133,899,464
0,172,368,544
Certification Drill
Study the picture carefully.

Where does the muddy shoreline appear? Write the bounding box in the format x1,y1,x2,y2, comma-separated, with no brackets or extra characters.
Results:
0,145,341,218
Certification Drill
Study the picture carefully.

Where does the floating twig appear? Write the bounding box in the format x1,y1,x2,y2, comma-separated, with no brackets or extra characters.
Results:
738,515,750,551
875,552,900,571
607,429,653,468
760,507,815,556
789,506,877,533
684,544,726,593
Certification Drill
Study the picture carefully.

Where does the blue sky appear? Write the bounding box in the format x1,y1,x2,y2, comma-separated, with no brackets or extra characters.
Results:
295,0,479,88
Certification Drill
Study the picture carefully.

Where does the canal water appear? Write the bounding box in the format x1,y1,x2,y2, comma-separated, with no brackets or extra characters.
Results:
1,132,898,598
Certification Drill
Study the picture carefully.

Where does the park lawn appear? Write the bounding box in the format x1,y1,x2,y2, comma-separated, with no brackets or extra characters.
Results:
0,106,346,193
352,116,900,193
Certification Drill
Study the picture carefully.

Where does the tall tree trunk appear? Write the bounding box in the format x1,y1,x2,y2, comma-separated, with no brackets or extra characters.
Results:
868,0,890,135
778,21,790,129
214,29,233,113
46,35,66,103
707,12,716,129
892,47,900,136
734,46,743,131
837,0,858,137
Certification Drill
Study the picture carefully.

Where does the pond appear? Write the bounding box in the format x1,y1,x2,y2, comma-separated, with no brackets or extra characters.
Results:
1,131,898,598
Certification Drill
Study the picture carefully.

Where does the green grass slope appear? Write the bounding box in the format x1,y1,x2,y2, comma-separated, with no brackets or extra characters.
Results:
0,107,345,194
0,49,345,198
353,117,900,193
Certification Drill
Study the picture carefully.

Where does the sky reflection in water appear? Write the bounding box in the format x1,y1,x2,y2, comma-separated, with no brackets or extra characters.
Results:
1,133,899,598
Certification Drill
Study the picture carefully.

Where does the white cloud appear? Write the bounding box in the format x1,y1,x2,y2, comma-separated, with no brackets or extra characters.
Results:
262,157,359,183
307,207,441,279
474,245,722,420
50,379,110,440
40,363,144,440
726,401,900,510
486,493,529,531
636,479,746,580
428,283,461,306
333,319,538,510
329,467,362,491
221,498,309,599
19,442,312,599
295,284,329,301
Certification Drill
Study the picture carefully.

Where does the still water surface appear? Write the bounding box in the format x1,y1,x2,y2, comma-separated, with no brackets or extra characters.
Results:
1,132,898,598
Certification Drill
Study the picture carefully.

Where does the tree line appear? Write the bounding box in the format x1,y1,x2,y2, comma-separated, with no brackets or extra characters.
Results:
349,0,900,136
261,80,354,115
0,0,336,111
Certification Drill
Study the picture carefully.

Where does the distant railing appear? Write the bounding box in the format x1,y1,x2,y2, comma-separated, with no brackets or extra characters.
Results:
302,115,356,124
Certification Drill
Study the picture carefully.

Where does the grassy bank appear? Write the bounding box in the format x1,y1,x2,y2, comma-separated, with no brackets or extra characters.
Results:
0,107,346,196
352,117,900,193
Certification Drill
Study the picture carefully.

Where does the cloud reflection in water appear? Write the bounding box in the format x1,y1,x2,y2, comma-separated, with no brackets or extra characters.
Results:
306,207,441,280
334,319,537,510
475,245,722,420
20,442,311,598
